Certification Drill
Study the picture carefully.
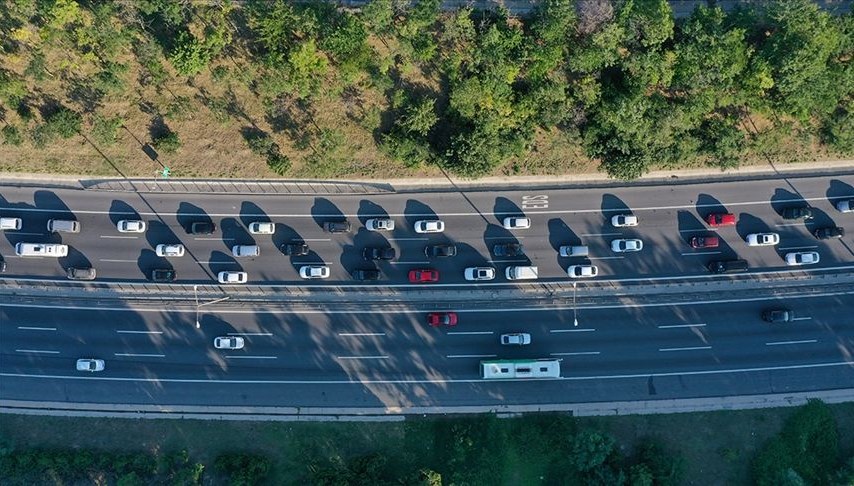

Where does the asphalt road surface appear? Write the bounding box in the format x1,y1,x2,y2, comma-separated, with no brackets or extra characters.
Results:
1,172,854,409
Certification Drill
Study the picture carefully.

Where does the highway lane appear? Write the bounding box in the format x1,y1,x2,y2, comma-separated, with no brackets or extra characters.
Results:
1,174,853,283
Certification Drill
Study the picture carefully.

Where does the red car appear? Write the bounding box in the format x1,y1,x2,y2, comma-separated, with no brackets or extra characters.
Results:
427,312,458,327
409,268,439,283
706,213,736,227
690,235,720,249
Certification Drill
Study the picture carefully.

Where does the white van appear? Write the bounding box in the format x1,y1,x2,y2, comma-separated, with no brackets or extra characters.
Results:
16,242,68,257
506,265,538,280
47,219,80,233
0,217,22,231
232,245,260,257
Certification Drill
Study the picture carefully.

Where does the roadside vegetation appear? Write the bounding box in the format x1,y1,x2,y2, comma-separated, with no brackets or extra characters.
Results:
0,0,851,180
2,400,854,485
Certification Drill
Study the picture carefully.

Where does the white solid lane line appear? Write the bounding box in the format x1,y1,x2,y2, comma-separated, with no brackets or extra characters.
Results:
447,331,494,335
658,346,712,352
550,351,601,356
115,353,165,358
587,256,624,260
581,232,621,237
791,317,813,321
678,228,718,233
446,354,496,359
550,328,595,333
765,339,818,346
17,326,56,331
679,251,721,256
337,355,388,360
194,237,234,241
99,259,137,263
778,245,819,251
116,330,163,334
16,349,59,354
658,323,706,329
230,332,274,336
100,235,138,239
338,332,385,337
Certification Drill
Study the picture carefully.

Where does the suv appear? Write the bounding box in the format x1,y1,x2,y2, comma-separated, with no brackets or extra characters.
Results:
352,268,380,281
707,259,749,274
150,269,176,282
188,221,216,234
66,267,96,280
47,219,80,233
281,242,310,256
781,206,813,220
324,220,351,233
425,244,457,258
814,226,844,240
762,308,794,323
492,243,524,257
363,246,396,261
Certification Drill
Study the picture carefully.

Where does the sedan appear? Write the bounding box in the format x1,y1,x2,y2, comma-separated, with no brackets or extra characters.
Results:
690,236,719,249
501,333,531,345
814,226,845,240
567,265,598,278
116,220,146,233
214,336,245,350
785,251,820,266
414,220,445,233
427,312,458,327
762,308,794,323
281,242,310,256
409,269,439,283
156,244,185,257
746,233,780,247
611,239,643,253
363,246,396,261
781,207,813,220
464,267,496,281
188,221,216,234
352,268,380,281
503,217,530,230
66,267,96,280
611,214,638,227
248,222,275,235
300,265,331,279
365,218,395,231
836,199,853,213
150,268,176,282
706,213,736,227
425,244,457,258
76,358,105,372
492,243,524,257
218,271,248,284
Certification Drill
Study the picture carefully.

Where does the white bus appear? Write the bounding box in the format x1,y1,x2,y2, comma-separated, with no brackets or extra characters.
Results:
480,359,562,379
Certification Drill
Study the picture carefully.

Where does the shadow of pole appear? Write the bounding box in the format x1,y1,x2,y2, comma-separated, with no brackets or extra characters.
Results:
436,166,491,226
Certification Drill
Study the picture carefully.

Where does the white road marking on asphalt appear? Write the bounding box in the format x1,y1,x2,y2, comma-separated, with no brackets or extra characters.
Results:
99,259,137,263
194,237,234,241
447,331,494,335
678,228,717,233
100,235,138,239
115,353,165,358
16,349,59,354
778,245,819,251
550,351,601,356
486,259,528,264
339,332,386,337
658,323,707,329
446,354,497,358
581,232,621,237
17,326,56,331
679,251,721,256
791,317,813,321
765,339,818,346
8,359,854,384
225,355,278,359
231,332,274,336
301,238,332,242
550,328,595,333
658,346,712,352
116,330,163,334
337,355,388,360
587,256,624,260
387,237,428,241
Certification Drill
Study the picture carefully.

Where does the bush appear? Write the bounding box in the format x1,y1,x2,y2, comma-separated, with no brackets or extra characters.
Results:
45,108,82,139
1,125,23,146
165,96,196,121
91,115,124,146
214,453,271,486
152,130,181,154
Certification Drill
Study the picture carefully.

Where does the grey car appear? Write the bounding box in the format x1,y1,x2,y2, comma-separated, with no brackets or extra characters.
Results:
66,267,96,280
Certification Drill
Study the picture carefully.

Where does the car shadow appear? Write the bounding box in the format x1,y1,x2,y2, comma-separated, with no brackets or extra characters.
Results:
695,193,728,221
357,199,390,226
138,248,171,281
108,200,141,228
311,197,346,230
548,217,581,270
493,196,524,226
403,199,437,229
176,202,213,234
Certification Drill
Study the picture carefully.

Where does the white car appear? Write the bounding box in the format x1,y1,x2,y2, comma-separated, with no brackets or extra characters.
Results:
568,265,598,278
366,218,395,231
0,217,22,231
414,220,445,234
156,244,185,257
464,267,496,281
611,214,638,227
218,271,248,284
300,265,331,279
746,233,780,247
837,199,853,213
76,358,104,372
503,217,531,230
249,222,276,235
116,220,146,233
611,239,643,253
785,251,820,266
501,333,531,345
214,336,245,350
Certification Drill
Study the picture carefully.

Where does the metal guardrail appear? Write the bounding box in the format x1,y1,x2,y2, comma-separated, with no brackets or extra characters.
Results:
80,179,394,195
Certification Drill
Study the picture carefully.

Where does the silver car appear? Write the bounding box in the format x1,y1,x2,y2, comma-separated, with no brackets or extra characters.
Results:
611,239,643,253
365,218,395,231
746,233,780,247
156,244,185,257
464,267,496,281
300,265,331,279
249,222,276,235
214,336,245,350
785,251,820,266
76,358,105,372
567,265,598,278
414,220,445,233
218,271,248,284
116,220,146,233
501,333,531,345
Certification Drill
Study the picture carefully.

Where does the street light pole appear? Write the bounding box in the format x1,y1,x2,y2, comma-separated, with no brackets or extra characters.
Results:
573,282,578,327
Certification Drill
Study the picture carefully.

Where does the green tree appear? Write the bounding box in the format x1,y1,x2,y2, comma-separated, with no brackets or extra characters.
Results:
152,129,180,154
46,107,82,138
823,104,854,154
286,39,329,99
0,69,27,108
214,453,271,486
571,430,618,473
91,114,123,146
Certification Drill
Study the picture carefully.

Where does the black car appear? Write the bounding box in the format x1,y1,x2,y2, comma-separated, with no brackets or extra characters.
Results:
425,244,457,258
762,308,794,323
363,246,396,261
781,206,813,220
281,242,310,256
324,220,351,233
707,259,749,274
66,267,96,280
151,268,176,282
188,221,216,234
814,226,844,240
352,268,381,281
493,243,524,257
